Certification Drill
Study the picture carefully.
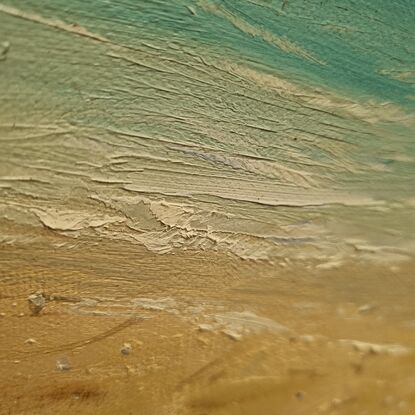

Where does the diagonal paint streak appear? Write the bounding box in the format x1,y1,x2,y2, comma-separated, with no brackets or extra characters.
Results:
0,3,110,44
2,316,141,361
198,0,325,65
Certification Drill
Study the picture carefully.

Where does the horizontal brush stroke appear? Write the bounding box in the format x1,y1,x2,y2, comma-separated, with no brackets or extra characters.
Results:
0,0,414,265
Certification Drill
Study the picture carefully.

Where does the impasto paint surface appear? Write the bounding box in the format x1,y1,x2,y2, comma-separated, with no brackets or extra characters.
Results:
0,1,414,414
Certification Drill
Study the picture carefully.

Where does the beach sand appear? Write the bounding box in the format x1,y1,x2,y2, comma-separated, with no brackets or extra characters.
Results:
1,237,414,415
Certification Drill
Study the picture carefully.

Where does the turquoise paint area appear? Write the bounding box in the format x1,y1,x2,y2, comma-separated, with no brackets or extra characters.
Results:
0,1,414,262
4,0,415,108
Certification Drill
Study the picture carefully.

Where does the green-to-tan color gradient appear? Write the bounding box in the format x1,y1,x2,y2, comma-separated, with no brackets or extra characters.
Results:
0,1,414,414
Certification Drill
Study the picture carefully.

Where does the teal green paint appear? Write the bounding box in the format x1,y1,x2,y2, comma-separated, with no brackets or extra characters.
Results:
3,0,414,108
0,1,414,262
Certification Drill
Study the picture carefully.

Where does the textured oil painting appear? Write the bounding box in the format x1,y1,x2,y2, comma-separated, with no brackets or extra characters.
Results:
0,1,414,414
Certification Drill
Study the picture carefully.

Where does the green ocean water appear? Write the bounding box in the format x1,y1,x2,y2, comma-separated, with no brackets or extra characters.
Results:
4,0,415,107
0,0,414,263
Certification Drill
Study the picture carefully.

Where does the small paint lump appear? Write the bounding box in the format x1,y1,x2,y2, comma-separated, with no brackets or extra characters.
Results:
28,292,46,315
121,343,132,355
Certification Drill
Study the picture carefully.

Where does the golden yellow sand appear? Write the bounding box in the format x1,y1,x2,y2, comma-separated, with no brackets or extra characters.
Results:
1,242,414,415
